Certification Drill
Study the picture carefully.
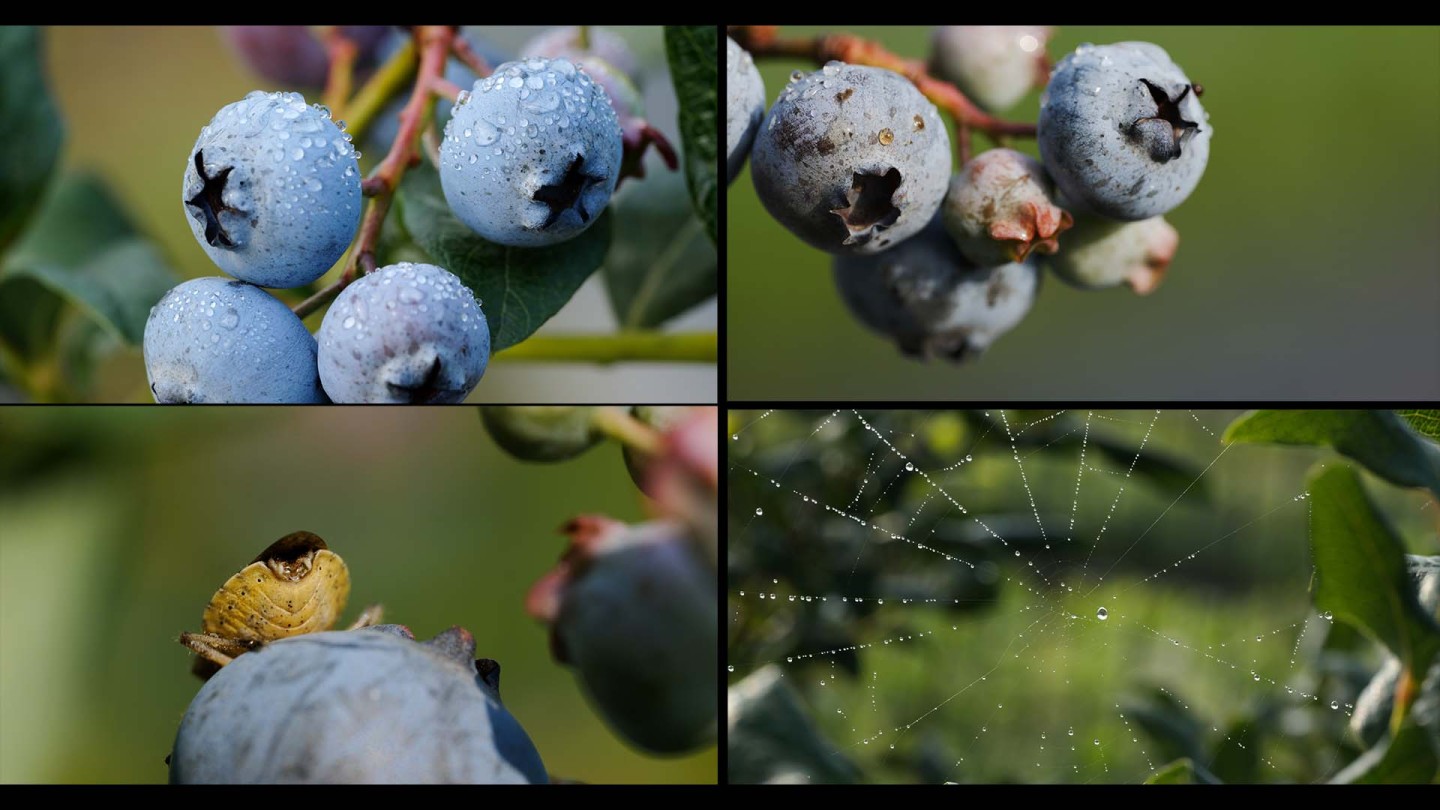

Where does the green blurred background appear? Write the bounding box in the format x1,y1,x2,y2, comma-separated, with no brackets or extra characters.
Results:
727,409,1440,782
728,27,1440,399
0,406,716,783
26,26,714,402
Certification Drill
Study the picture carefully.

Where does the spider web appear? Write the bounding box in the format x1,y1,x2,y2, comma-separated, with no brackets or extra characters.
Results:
725,409,1422,784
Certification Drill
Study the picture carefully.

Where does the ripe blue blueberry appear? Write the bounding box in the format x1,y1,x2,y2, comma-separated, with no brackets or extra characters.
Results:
316,263,490,403
440,58,623,247
519,26,639,82
144,277,327,403
930,26,1053,113
1038,42,1211,221
750,62,951,255
480,406,601,462
169,626,548,784
183,90,362,288
726,36,765,185
833,213,1040,362
529,517,718,754
1044,214,1178,295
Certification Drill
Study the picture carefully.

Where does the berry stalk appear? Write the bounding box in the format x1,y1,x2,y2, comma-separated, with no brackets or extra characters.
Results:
728,25,1038,161
589,406,665,457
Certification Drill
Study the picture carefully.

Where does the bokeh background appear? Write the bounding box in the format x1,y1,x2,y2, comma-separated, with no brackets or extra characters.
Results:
0,406,716,783
728,27,1440,399
728,409,1440,783
24,25,714,402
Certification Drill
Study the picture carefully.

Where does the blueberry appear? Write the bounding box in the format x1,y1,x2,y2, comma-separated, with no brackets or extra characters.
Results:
528,517,717,754
750,62,951,255
221,26,392,89
316,262,489,403
183,90,362,288
440,58,622,247
519,26,639,83
169,626,548,784
726,36,765,185
930,26,1053,113
1038,42,1211,221
144,277,327,403
833,212,1040,362
942,147,1073,266
1044,214,1178,295
479,406,601,462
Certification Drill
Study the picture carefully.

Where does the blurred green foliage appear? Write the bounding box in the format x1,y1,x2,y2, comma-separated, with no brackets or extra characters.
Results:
727,409,1440,783
0,406,715,783
727,27,1440,399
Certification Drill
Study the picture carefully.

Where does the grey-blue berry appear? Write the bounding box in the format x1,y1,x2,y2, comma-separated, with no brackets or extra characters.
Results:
750,62,951,255
316,262,490,403
144,277,327,403
726,36,765,185
440,58,622,247
183,91,362,288
518,26,639,82
1038,42,1210,221
169,627,548,784
833,213,1040,362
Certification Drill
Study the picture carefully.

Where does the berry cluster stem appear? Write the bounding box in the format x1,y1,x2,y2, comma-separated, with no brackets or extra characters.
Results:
320,26,359,116
492,332,718,365
590,406,664,456
728,25,1038,163
293,26,454,320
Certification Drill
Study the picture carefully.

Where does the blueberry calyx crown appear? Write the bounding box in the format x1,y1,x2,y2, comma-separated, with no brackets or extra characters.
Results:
185,151,241,248
832,168,903,247
1128,79,1200,164
385,356,463,404
533,153,606,228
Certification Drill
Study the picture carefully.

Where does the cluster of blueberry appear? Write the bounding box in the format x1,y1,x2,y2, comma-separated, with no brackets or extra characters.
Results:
483,406,720,756
144,26,634,402
728,28,1212,361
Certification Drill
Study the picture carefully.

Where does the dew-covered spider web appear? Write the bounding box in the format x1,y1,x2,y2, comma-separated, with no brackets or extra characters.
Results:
726,409,1435,784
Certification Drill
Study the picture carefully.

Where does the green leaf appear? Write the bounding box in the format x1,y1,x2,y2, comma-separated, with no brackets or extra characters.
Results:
1308,465,1440,685
395,163,611,350
1224,410,1440,497
663,26,717,244
1,174,177,347
1397,410,1440,444
727,665,861,784
0,276,63,362
1144,758,1221,784
1332,720,1439,784
0,26,64,253
602,167,716,329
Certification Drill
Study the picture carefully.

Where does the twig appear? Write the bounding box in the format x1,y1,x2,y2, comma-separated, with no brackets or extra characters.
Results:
320,26,358,116
451,35,493,78
729,25,1038,144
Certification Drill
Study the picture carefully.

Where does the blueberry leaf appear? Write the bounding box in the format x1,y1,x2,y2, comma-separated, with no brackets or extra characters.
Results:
727,665,861,784
0,26,64,255
0,276,63,363
663,26,717,245
1396,410,1440,445
1307,464,1440,684
602,165,716,329
1331,719,1439,784
0,173,177,347
1224,409,1440,497
395,162,610,351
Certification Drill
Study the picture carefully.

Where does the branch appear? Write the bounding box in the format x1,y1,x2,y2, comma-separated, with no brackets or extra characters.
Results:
341,36,419,142
493,332,717,364
450,35,493,78
728,25,1038,154
292,26,454,320
320,26,359,116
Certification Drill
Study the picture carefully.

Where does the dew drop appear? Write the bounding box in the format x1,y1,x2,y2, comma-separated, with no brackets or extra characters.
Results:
1330,701,1340,710
905,462,914,471
1096,607,1108,621
755,508,764,516
877,128,894,145
727,665,735,673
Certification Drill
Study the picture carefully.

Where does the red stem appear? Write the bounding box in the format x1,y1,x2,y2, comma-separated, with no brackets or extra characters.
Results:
293,26,455,320
728,25,1038,145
